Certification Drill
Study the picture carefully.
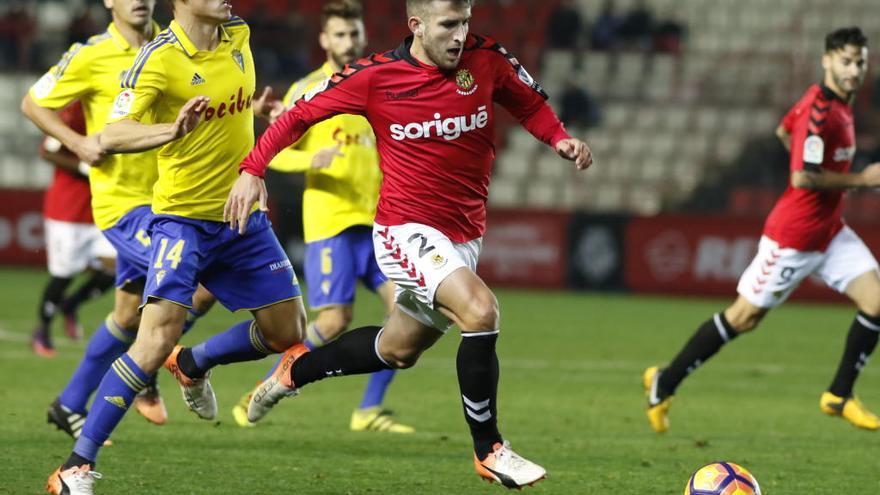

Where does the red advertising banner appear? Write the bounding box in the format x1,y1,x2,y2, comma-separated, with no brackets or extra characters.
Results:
478,209,571,288
624,214,880,302
0,189,45,266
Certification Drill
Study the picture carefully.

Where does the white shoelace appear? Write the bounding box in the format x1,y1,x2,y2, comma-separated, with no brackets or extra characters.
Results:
68,469,102,491
496,442,529,470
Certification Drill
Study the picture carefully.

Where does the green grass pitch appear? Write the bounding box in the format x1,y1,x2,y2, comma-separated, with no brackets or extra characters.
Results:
1,267,878,494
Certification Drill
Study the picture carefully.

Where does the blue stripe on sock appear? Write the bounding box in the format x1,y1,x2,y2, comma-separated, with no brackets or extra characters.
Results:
59,319,132,413
77,354,151,460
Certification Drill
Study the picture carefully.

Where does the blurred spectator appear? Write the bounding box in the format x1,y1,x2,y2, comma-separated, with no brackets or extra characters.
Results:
559,80,601,129
652,18,686,54
590,0,619,51
67,5,104,46
545,0,583,50
618,0,653,50
0,2,36,71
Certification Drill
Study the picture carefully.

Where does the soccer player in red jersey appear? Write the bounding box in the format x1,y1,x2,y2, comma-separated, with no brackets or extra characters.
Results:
644,27,880,433
31,101,116,357
225,0,592,488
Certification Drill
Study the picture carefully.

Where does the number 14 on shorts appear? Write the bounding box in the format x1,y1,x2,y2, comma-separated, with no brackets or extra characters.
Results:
153,238,186,270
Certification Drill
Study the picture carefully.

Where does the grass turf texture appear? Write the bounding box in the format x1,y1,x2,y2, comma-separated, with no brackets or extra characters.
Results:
0,266,878,494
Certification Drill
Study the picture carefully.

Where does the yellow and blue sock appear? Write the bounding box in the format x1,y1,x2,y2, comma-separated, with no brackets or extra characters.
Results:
67,353,150,467
58,315,135,414
184,320,272,378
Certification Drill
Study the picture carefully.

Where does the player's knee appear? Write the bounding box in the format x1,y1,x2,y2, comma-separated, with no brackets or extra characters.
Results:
315,310,352,341
380,346,422,369
726,311,763,334
262,314,308,351
113,307,141,333
458,295,499,332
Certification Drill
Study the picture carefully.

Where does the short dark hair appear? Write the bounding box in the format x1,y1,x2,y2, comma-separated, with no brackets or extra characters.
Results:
321,0,363,29
406,0,474,17
825,27,868,52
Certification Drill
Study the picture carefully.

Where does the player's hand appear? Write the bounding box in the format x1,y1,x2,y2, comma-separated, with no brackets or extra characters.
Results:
555,138,593,170
860,163,880,187
311,145,344,169
224,171,269,235
253,86,284,122
170,96,209,140
73,133,106,166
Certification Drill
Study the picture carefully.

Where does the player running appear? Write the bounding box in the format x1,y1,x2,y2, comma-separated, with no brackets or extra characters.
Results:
30,101,116,358
21,0,220,443
225,0,592,488
45,0,304,492
231,0,413,434
644,27,880,434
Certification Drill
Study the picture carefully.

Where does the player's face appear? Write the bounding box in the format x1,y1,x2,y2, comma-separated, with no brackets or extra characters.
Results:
823,44,869,96
320,17,366,69
107,0,155,28
184,0,233,23
417,1,471,70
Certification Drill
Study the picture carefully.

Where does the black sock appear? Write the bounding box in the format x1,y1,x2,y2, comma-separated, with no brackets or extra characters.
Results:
828,311,880,398
291,326,390,387
457,332,502,459
62,452,94,470
37,276,72,327
60,272,115,314
176,347,205,379
656,313,738,402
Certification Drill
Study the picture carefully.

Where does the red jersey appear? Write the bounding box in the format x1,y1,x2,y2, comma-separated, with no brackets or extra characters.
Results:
763,84,855,251
43,101,93,223
242,34,570,242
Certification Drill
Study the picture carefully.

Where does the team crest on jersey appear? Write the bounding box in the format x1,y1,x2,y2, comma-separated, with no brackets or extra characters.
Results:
431,253,448,268
455,69,478,96
232,49,245,72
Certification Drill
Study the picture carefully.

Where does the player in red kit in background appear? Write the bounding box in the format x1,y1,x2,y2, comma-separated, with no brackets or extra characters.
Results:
645,27,880,434
221,0,592,488
31,101,116,357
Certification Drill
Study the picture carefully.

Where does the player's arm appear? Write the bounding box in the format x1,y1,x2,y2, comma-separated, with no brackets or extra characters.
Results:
21,43,104,165
41,135,83,173
490,45,592,170
100,51,208,153
227,68,370,233
101,96,209,153
788,123,880,189
775,124,791,152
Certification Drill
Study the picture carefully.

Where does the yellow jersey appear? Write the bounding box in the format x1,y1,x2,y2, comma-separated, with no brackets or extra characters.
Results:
110,17,255,222
29,23,160,230
269,62,381,243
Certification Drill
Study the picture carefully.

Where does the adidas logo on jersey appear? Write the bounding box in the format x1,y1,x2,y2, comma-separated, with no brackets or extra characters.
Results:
389,105,489,142
191,73,206,86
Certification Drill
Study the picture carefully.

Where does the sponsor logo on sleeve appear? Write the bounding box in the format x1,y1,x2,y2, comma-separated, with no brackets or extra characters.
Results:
32,73,57,100
109,89,135,120
803,135,824,164
304,78,329,102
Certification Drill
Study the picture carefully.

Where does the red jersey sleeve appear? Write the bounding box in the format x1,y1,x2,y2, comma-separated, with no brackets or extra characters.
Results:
40,101,85,161
240,60,373,177
788,90,832,173
484,40,571,147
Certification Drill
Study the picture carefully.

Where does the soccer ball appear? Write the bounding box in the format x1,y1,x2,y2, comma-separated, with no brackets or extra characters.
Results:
684,462,761,495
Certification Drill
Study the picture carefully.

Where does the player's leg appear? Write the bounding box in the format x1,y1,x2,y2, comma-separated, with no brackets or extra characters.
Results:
53,299,187,476
59,232,118,340
816,226,880,429
33,218,83,356
645,236,820,433
51,286,141,438
351,279,414,433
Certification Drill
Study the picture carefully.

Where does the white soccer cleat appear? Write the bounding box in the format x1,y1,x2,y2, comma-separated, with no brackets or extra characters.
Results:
164,345,217,420
246,344,308,423
46,465,102,495
474,441,547,489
